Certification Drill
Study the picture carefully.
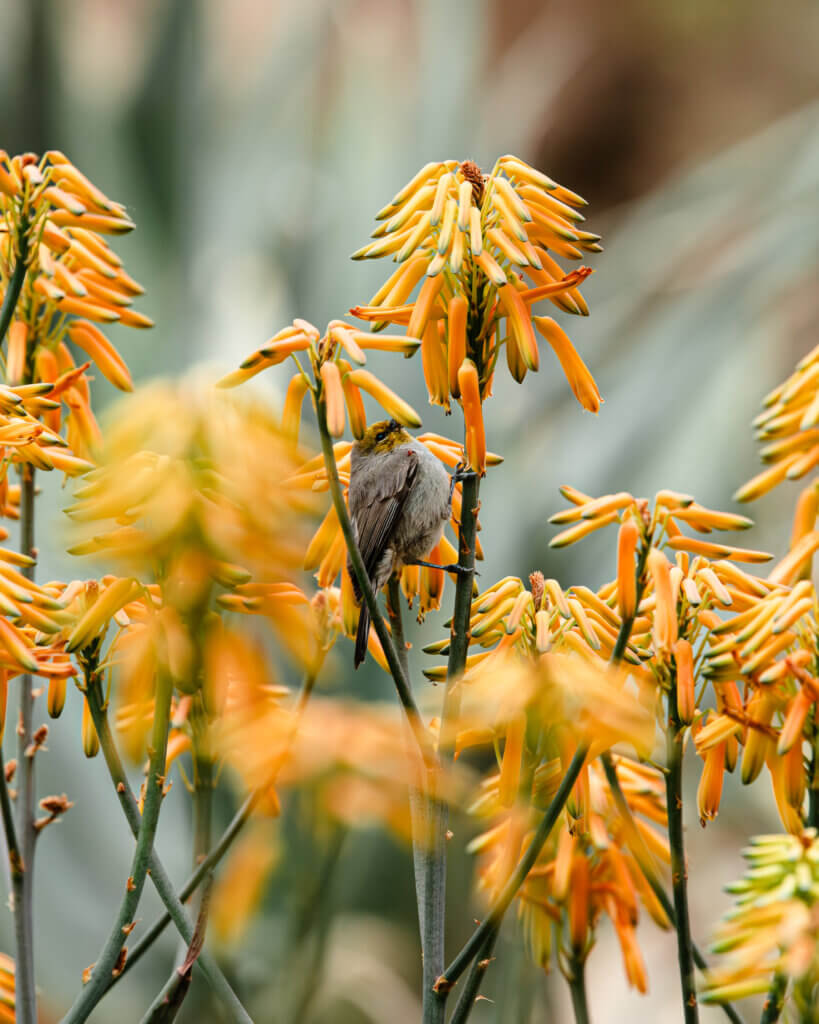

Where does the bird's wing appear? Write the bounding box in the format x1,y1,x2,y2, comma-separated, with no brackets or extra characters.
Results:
350,447,418,583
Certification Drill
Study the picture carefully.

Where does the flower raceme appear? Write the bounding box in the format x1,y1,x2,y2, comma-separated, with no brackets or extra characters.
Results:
704,830,819,1005
350,156,601,413
1,150,152,462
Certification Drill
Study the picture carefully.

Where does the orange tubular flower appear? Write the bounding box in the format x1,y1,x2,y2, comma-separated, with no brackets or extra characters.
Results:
673,638,695,724
0,150,151,462
351,156,600,410
447,295,467,397
616,519,639,620
458,358,486,476
320,361,346,437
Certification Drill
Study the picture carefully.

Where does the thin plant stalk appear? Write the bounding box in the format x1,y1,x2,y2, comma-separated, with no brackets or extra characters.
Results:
436,743,590,997
448,929,499,1024
436,536,648,1016
666,670,699,1024
808,727,819,830
759,972,787,1024
567,955,591,1024
150,703,214,1021
62,671,174,1024
0,745,20,881
0,226,29,346
386,577,446,1024
7,218,36,1024
421,468,480,1024
101,672,315,992
14,462,38,1024
600,753,745,1024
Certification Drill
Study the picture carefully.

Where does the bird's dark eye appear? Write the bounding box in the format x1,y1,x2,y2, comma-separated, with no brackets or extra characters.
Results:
375,430,387,443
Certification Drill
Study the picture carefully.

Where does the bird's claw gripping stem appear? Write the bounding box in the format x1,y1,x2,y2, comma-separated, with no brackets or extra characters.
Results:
408,559,476,578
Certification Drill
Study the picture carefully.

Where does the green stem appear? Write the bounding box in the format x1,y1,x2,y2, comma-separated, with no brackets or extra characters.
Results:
808,726,819,829
0,745,20,882
567,955,591,1024
420,469,479,1024
0,227,28,347
759,972,787,1024
436,533,648,1016
666,673,699,1024
386,577,446,1024
14,465,37,1024
448,929,498,1024
62,672,174,1023
316,406,435,766
437,743,589,997
600,753,745,1024
106,673,315,990
83,685,253,1022
149,709,214,1022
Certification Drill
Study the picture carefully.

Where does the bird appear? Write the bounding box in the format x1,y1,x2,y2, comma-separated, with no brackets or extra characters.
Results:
347,418,452,668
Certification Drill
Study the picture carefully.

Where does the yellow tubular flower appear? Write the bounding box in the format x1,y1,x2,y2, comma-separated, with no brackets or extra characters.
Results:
447,295,467,398
352,156,599,410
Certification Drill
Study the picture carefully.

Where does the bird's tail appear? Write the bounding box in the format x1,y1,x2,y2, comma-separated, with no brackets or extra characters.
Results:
354,603,370,669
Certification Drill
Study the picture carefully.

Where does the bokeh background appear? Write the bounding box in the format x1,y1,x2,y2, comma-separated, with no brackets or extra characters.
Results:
2,0,819,1020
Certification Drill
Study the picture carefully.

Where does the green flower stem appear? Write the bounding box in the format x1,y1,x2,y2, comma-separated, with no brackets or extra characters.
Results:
14,464,38,1024
82,674,252,1021
103,672,315,993
0,223,29,347
8,218,37,1024
808,726,819,829
386,577,446,1024
666,671,699,1024
448,929,498,1024
759,972,787,1024
149,706,214,1022
436,534,648,1015
316,405,435,767
567,955,591,1024
600,752,745,1024
436,742,589,998
421,468,480,1024
0,745,20,880
62,671,174,1024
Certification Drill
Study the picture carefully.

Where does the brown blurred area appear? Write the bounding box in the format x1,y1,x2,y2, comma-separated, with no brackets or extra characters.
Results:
495,0,819,211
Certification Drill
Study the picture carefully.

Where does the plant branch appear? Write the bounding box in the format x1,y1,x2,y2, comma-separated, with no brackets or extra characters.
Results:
567,955,591,1024
386,577,447,1024
315,405,435,766
14,464,38,1024
600,752,745,1024
80,669,251,1021
0,225,28,347
808,726,819,830
666,670,699,1024
759,972,787,1024
436,533,648,1017
448,929,498,1024
62,670,174,1023
436,742,589,997
420,468,480,1024
105,673,315,989
0,745,20,882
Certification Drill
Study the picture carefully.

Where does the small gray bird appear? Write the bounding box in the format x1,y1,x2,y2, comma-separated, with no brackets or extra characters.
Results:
348,419,451,667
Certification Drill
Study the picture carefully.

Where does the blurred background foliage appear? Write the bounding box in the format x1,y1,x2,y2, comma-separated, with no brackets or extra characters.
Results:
1,0,819,1020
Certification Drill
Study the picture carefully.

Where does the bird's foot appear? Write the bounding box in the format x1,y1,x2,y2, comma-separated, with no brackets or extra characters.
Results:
448,461,477,501
408,558,476,578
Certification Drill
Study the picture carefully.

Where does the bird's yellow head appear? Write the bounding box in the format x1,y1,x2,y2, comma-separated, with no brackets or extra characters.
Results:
356,419,412,456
